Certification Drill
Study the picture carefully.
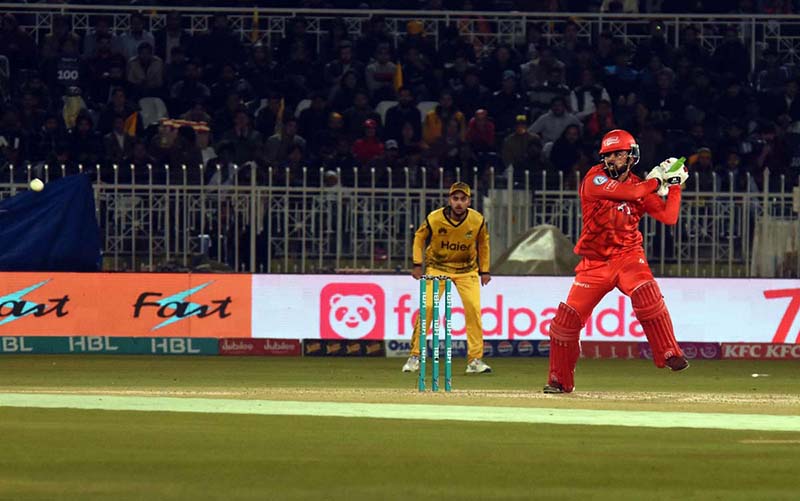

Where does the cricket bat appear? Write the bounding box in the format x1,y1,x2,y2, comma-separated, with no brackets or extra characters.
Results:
667,156,686,174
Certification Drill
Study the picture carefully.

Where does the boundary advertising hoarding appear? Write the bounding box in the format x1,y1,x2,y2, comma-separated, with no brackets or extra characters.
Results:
252,275,800,344
1,273,797,343
0,273,251,337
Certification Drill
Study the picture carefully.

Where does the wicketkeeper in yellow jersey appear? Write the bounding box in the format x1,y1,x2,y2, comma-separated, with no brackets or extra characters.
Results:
402,181,493,374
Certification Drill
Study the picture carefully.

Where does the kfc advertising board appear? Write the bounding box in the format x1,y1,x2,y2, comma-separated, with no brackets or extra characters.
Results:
251,275,800,343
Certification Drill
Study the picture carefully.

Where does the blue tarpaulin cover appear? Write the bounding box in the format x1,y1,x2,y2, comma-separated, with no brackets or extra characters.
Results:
0,175,101,271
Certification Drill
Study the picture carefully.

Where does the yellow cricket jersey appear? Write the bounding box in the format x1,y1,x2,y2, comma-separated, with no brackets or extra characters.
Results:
413,207,490,274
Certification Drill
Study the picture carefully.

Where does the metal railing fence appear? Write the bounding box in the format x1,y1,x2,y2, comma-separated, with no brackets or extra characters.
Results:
4,3,800,69
1,163,797,277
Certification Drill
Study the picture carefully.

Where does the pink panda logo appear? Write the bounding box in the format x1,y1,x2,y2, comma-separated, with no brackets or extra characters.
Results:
320,283,385,339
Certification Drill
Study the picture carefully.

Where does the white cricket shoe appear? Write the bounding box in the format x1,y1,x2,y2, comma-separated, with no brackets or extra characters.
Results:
465,358,492,374
402,355,420,373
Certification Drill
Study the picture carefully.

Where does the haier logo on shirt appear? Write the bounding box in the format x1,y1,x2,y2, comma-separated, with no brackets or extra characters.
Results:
441,241,470,251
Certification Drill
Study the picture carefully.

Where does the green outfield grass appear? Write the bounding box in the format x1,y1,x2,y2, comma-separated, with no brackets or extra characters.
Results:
0,356,798,500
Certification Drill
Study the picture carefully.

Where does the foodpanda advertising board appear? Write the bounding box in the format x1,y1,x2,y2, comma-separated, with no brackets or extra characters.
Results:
251,275,800,344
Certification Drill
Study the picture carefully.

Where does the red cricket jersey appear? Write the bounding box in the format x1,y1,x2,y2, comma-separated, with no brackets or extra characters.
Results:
574,164,682,260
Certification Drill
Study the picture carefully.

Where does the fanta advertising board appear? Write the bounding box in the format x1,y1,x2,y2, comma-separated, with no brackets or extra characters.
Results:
251,275,800,344
0,273,251,337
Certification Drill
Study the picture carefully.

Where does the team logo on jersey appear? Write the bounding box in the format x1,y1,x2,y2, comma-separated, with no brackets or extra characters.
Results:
438,228,447,235
465,231,473,239
616,202,632,215
593,175,609,185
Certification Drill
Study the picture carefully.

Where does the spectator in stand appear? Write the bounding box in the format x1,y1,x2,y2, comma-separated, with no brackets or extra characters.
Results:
104,115,134,165
169,60,211,115
210,63,254,110
676,25,710,69
685,147,718,191
118,13,155,61
400,46,435,101
385,87,422,142
528,96,581,144
181,99,212,124
633,20,674,70
603,48,640,105
718,151,753,192
1,13,37,71
481,44,519,92
428,117,472,174
466,109,495,157
69,113,102,167
547,124,586,175
283,41,318,105
325,41,365,89
399,20,436,65
42,38,83,97
322,20,351,64
127,42,164,98
566,45,600,89
714,80,753,124
41,15,80,61
456,68,490,120
276,17,314,64
164,46,188,89
154,12,193,64
85,32,128,105
278,144,307,187
520,45,565,92
367,139,406,187
343,90,382,140
639,55,675,94
245,44,280,98
595,32,617,68
119,139,155,183
212,92,243,136
502,115,544,172
444,50,478,95
356,16,393,64
643,69,684,129
97,87,137,135
712,25,750,84
220,109,263,166
365,43,397,103
34,113,66,162
554,20,581,70
256,92,285,138
329,70,360,113
19,92,46,138
196,13,243,70
423,90,466,146
82,15,117,58
169,125,204,182
570,68,611,121
489,70,526,139
755,47,795,95
206,140,237,185
265,117,307,166
312,112,346,155
352,119,385,165
298,91,331,146
683,68,716,123
398,121,426,164
584,99,617,139
528,67,571,118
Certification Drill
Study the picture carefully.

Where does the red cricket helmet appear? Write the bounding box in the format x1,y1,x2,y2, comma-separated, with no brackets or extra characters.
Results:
599,129,640,178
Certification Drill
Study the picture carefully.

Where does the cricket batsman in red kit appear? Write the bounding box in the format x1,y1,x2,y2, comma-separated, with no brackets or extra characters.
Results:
544,129,690,394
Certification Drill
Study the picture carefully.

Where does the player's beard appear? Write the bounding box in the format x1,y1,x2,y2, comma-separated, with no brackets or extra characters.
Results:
605,157,631,179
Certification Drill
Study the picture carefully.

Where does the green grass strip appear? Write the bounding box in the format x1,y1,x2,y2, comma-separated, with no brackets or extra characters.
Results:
2,393,799,432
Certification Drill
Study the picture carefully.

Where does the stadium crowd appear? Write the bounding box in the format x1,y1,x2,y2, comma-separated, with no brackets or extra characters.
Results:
1,6,799,191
